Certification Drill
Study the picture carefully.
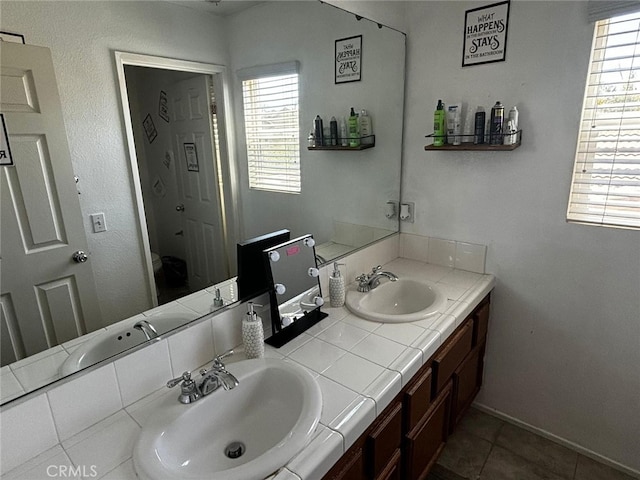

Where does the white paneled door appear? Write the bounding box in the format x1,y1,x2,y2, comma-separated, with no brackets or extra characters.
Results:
0,43,102,366
170,75,228,292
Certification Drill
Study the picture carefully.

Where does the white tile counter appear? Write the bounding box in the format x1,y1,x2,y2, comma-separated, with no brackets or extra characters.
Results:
1,254,494,480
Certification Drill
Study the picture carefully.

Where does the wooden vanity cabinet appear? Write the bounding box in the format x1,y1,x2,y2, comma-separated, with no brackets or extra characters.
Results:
322,294,490,480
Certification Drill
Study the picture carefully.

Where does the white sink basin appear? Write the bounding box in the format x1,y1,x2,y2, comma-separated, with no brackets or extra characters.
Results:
60,312,194,375
346,278,447,323
133,358,322,480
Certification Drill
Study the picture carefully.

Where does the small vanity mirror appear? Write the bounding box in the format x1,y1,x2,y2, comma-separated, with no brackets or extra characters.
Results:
264,235,327,347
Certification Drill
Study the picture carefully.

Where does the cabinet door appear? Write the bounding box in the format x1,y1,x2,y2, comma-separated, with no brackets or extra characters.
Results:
366,402,402,478
404,382,452,480
375,448,402,480
432,321,473,395
473,300,490,346
324,447,364,480
404,366,432,432
451,345,483,430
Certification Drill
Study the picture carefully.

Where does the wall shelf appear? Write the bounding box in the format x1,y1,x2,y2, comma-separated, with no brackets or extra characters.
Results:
424,131,522,151
308,135,375,151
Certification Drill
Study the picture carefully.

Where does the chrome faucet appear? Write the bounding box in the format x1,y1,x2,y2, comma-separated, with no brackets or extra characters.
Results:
167,349,238,404
356,265,398,292
133,319,158,340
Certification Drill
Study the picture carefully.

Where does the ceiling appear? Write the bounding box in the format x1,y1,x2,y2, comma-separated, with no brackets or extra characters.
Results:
166,0,264,17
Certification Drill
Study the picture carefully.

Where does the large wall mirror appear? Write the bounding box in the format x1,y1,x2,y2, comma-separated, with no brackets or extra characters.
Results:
0,0,405,405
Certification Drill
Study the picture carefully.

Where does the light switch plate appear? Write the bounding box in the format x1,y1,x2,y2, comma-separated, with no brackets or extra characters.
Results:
90,213,107,233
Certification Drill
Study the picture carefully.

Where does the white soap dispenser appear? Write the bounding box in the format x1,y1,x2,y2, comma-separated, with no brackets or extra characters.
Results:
242,302,264,359
329,262,346,307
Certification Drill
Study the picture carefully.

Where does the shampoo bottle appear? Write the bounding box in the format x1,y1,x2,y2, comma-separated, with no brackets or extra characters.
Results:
329,262,346,307
340,117,348,146
433,100,446,147
348,107,360,147
473,107,486,145
242,302,264,359
330,116,338,146
359,109,373,145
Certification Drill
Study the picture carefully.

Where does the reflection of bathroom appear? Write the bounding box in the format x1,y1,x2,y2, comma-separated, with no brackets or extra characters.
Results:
125,66,224,305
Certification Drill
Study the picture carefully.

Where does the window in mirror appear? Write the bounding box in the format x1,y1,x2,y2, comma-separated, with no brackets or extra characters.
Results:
241,63,301,194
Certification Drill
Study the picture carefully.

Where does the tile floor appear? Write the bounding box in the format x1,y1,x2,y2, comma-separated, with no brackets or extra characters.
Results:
427,407,637,480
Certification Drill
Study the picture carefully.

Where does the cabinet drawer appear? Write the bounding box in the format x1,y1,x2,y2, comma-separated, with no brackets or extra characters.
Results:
375,448,401,480
403,367,432,432
404,381,452,480
366,401,402,478
473,301,490,346
432,321,473,395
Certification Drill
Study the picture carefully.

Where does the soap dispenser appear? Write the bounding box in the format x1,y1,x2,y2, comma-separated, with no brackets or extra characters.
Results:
242,302,264,359
329,262,346,307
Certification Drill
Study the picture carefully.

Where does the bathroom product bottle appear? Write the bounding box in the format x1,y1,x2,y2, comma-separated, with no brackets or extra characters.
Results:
329,262,346,307
359,109,373,145
308,129,316,148
314,115,324,147
433,100,446,147
489,101,505,145
348,107,360,147
507,105,519,144
473,107,485,145
339,117,348,146
242,302,264,359
330,116,338,146
452,107,462,146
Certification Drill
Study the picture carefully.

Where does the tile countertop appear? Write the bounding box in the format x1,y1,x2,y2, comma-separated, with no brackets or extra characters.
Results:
3,258,494,480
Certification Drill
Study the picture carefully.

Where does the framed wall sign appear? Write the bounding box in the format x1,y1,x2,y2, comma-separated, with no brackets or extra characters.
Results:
142,114,157,143
158,90,169,123
462,0,510,67
0,31,25,44
0,114,14,166
184,143,199,172
335,35,362,84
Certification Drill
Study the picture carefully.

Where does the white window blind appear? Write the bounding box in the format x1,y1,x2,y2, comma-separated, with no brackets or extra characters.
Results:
567,12,640,229
240,67,300,194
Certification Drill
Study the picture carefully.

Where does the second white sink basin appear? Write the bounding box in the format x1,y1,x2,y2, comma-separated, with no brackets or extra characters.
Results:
346,278,447,323
60,312,194,375
133,358,321,480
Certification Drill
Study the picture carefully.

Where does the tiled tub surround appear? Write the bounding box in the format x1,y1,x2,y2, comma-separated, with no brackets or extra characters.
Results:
0,233,494,480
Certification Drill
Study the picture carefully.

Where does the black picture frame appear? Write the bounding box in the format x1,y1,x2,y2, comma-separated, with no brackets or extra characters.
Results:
142,114,157,143
0,114,14,166
335,35,362,84
462,0,510,67
0,31,25,44
184,143,199,172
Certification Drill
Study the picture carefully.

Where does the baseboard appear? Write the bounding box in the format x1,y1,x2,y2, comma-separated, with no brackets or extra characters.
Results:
472,402,640,479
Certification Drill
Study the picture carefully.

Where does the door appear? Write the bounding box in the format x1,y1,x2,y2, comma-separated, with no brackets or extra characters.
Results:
0,43,102,365
170,75,228,291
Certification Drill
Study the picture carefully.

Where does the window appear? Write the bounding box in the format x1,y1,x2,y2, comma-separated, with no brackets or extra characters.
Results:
567,11,640,229
239,63,301,194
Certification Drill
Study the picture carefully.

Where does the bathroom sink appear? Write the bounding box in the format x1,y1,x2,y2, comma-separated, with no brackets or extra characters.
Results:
59,312,194,375
345,278,447,323
133,358,322,480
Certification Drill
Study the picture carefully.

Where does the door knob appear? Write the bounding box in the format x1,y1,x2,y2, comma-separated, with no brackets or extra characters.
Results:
176,204,185,212
72,251,89,263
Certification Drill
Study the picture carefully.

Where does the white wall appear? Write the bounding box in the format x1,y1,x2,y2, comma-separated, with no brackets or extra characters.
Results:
0,1,229,326
226,1,404,243
400,0,640,472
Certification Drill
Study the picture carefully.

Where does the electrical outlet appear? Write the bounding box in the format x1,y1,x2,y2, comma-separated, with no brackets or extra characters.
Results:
90,213,107,233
